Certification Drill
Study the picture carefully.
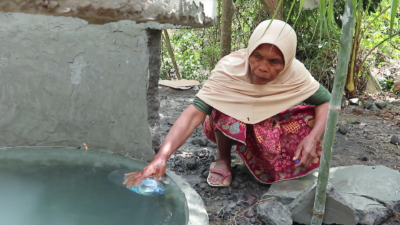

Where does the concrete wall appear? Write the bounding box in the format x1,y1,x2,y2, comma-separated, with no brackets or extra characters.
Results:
0,12,155,161
0,0,217,27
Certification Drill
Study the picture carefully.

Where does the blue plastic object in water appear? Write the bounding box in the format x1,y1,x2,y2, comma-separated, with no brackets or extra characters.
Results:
129,178,165,196
108,170,165,196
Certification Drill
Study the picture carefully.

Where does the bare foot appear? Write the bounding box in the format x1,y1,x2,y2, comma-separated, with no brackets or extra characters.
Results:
208,159,231,186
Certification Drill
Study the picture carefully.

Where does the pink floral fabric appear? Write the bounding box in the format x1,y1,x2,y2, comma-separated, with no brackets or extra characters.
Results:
203,106,322,184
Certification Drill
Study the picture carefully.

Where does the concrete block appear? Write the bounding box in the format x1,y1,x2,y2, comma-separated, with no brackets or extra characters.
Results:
261,165,400,225
289,182,358,225
0,0,216,27
0,12,158,161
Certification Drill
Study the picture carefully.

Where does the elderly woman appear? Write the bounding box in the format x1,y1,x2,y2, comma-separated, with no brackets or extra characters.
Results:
124,19,330,188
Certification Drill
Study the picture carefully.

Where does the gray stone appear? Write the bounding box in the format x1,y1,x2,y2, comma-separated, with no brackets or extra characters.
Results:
386,104,394,109
0,13,155,160
217,206,227,217
342,96,349,107
245,194,258,206
186,158,198,170
370,104,381,111
390,135,399,145
264,166,400,225
350,120,361,124
167,119,176,126
261,173,317,205
329,166,400,225
342,106,354,114
338,125,350,135
375,101,387,109
391,99,400,106
192,138,209,147
201,169,209,178
208,142,217,148
0,0,216,28
233,193,245,202
289,182,358,225
228,202,237,209
199,183,208,189
231,180,240,189
245,208,256,218
236,175,247,183
257,201,292,225
364,102,373,109
220,189,228,195
349,98,359,105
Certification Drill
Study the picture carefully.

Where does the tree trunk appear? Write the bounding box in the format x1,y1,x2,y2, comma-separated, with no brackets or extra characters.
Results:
311,0,356,224
261,0,284,20
163,30,182,80
219,0,234,59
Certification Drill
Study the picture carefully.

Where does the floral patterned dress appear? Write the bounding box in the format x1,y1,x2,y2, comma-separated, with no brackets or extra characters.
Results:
203,105,322,184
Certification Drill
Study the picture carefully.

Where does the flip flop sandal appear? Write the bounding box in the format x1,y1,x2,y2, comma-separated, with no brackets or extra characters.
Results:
207,162,232,187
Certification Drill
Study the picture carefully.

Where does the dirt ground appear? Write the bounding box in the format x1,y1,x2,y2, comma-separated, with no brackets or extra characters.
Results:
158,87,400,225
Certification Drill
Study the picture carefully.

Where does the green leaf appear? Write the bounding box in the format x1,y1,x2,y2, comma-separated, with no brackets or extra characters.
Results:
294,0,306,27
353,0,357,14
286,0,297,23
328,0,334,29
390,0,399,35
319,0,327,39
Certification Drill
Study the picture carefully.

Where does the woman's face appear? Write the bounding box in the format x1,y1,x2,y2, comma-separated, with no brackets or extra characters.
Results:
248,44,285,85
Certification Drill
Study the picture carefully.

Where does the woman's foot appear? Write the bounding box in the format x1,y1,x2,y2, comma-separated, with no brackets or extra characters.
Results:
207,159,232,187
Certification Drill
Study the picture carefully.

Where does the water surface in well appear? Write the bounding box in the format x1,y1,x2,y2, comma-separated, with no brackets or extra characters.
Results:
0,147,188,225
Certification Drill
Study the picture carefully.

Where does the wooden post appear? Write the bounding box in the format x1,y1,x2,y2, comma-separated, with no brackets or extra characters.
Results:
163,30,182,80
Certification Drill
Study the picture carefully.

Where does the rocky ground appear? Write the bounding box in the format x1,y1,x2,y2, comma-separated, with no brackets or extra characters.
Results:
158,87,400,225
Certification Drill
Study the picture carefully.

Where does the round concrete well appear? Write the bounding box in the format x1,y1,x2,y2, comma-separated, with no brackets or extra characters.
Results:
0,147,208,225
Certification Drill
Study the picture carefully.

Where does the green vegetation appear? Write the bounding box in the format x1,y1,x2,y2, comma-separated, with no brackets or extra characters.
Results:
159,0,399,224
160,0,399,93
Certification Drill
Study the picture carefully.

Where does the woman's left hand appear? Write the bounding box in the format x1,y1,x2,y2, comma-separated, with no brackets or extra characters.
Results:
293,135,318,168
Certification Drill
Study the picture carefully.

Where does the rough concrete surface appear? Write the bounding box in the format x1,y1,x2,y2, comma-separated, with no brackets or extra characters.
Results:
167,170,209,225
146,30,162,153
0,0,216,27
289,182,358,225
0,13,154,161
329,165,400,224
256,201,292,225
262,166,400,225
261,172,317,205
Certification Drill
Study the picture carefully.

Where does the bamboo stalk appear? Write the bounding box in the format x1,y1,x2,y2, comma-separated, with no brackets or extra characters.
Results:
389,0,399,35
163,30,182,80
346,10,362,96
311,0,356,224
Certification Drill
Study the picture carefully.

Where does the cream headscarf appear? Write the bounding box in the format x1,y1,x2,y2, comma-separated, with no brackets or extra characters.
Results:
196,19,320,124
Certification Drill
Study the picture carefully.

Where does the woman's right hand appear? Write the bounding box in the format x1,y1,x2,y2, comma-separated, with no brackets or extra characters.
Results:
123,105,206,188
123,155,167,188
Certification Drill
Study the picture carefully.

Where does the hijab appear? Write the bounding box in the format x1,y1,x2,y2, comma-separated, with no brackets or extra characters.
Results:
196,19,320,124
